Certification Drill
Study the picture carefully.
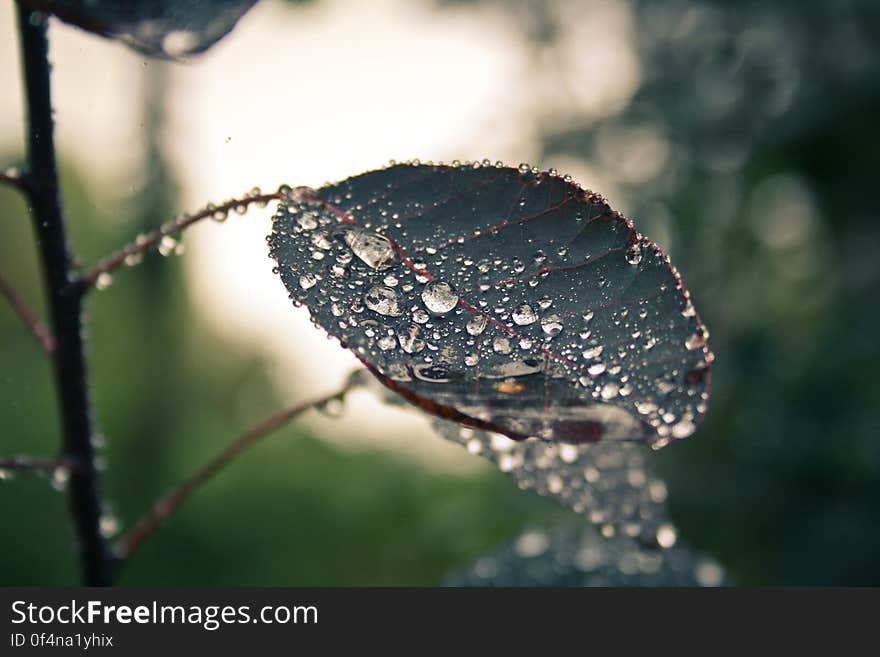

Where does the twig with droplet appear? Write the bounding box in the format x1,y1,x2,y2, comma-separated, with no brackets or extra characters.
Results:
0,166,31,193
115,370,364,562
0,454,68,474
0,270,55,357
77,188,286,292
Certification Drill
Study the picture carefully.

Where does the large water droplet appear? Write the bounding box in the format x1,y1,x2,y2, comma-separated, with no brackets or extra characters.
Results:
413,363,457,383
541,314,563,336
625,243,642,265
685,331,707,350
397,323,426,353
422,281,459,315
364,286,403,316
512,303,537,326
493,336,512,354
339,228,398,270
466,314,488,336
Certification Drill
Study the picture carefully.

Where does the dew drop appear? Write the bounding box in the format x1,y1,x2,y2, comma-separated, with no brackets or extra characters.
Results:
311,231,332,250
299,274,316,290
364,286,403,316
158,235,178,256
512,303,537,326
95,272,113,290
625,243,643,265
466,314,488,336
421,281,459,315
671,420,696,438
377,335,396,351
298,214,318,230
492,336,512,354
600,382,620,400
397,324,426,354
685,331,707,350
339,228,398,270
541,314,563,336
656,524,677,548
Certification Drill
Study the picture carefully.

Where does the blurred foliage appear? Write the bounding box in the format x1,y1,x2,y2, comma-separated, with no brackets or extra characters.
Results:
521,0,880,584
2,0,880,585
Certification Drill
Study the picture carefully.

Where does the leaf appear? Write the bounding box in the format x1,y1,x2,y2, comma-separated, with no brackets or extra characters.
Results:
445,524,726,587
22,0,258,58
269,162,713,445
433,418,668,543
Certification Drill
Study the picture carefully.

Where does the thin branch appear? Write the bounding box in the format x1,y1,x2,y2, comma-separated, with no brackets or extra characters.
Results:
0,270,55,356
78,190,284,292
0,167,31,193
16,2,113,585
116,372,364,562
0,454,68,474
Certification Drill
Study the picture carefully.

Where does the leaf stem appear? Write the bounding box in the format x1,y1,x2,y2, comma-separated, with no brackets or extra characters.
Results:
16,2,113,585
78,190,283,292
0,167,31,193
0,269,55,356
115,372,363,563
0,454,68,474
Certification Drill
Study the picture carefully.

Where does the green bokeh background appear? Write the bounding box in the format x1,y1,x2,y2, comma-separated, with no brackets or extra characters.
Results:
2,0,878,585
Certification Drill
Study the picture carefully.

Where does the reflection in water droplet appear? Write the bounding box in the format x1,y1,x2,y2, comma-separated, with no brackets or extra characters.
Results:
671,420,695,438
311,231,332,250
339,228,398,270
625,243,643,265
364,285,403,316
422,281,459,315
299,274,316,290
600,382,620,400
541,314,563,336
512,303,537,325
481,358,544,379
397,323,426,353
298,214,318,230
413,363,457,383
466,314,488,336
493,336,512,354
685,331,707,350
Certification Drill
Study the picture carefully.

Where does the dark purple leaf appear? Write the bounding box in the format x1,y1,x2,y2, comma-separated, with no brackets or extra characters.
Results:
22,0,258,58
269,162,713,446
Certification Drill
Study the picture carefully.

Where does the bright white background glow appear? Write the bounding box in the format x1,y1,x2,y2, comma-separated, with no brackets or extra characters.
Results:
0,0,640,469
